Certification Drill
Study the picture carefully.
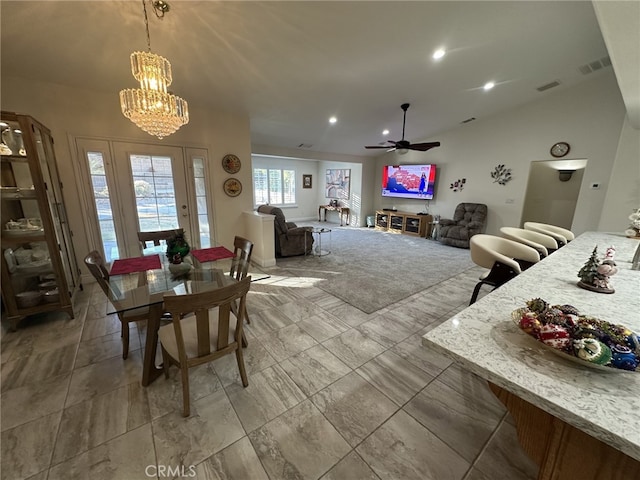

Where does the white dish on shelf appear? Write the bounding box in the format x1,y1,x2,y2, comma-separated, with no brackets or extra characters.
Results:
43,288,60,303
15,260,51,273
16,291,42,308
3,228,44,237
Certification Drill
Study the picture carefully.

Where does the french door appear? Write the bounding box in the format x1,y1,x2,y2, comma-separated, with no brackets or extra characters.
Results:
76,138,212,262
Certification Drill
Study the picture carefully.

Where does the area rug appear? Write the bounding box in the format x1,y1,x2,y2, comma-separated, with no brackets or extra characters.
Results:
270,224,475,313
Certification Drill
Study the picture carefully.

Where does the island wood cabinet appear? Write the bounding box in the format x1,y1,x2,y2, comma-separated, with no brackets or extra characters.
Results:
1,111,80,330
374,210,432,237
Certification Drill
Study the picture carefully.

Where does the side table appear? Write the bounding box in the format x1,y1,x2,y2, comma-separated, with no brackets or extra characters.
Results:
309,227,331,256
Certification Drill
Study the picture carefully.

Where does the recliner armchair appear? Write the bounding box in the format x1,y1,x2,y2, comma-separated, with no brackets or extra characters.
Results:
257,205,313,257
438,203,487,248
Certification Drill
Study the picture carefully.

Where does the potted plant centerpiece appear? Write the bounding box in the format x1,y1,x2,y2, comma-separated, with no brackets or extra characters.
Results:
166,231,192,276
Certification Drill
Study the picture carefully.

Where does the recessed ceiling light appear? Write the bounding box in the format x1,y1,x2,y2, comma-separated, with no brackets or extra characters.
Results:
329,116,337,124
483,81,495,91
382,129,389,136
432,48,446,60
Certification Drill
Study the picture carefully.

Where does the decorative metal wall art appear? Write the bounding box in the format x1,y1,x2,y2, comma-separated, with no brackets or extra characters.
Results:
491,164,512,185
450,178,466,192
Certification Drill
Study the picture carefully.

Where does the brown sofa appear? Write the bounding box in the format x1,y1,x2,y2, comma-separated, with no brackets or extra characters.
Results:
438,203,487,249
257,205,313,257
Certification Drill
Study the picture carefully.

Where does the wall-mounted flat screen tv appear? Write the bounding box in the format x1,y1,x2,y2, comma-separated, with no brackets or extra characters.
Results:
382,164,437,199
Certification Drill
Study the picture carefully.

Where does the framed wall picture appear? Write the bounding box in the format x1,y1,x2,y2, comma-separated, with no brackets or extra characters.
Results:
302,174,312,189
325,168,350,199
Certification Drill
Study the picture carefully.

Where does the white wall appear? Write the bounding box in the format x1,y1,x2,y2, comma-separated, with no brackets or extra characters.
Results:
373,72,628,236
599,117,640,231
521,161,586,229
1,76,254,268
318,161,364,226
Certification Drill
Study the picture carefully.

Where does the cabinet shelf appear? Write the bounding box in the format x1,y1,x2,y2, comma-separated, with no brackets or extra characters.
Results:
1,111,80,330
374,210,432,237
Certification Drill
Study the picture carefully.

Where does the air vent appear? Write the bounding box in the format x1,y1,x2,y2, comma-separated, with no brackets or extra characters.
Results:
578,56,611,75
297,143,313,149
536,80,560,92
461,117,476,124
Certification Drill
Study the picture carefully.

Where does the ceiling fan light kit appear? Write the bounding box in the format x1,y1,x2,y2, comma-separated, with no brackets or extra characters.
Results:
365,103,440,154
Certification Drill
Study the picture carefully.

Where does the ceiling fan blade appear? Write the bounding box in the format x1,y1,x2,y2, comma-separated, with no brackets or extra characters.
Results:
365,145,393,149
408,142,441,152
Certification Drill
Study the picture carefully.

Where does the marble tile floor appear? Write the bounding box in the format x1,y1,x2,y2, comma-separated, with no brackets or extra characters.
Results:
0,265,539,480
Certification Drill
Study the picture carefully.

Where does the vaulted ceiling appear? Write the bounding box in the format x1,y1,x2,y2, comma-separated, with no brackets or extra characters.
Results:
1,1,635,157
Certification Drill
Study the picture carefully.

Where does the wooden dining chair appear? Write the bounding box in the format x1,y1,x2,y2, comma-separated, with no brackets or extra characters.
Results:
84,250,151,359
230,236,254,324
159,276,252,416
137,228,184,250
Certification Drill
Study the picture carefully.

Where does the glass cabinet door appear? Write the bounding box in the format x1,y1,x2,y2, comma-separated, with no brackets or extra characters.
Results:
1,112,77,330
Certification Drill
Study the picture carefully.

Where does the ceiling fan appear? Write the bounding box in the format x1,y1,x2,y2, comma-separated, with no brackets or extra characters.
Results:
365,103,440,154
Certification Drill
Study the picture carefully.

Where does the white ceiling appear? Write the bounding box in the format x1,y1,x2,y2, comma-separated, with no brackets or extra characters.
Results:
0,1,630,157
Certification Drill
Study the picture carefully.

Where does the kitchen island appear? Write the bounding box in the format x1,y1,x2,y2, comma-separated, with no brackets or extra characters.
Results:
423,232,640,480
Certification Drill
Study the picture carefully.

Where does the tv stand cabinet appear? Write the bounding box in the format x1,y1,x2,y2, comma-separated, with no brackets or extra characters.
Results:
374,210,432,237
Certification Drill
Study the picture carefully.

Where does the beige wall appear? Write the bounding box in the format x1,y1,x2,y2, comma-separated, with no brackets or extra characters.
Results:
373,72,630,236
2,69,636,275
1,76,253,271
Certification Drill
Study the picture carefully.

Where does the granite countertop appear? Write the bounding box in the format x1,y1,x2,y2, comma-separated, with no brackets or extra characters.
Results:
422,232,640,461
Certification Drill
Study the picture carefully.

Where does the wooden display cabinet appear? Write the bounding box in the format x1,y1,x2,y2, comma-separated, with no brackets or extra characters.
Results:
1,111,81,330
374,210,432,237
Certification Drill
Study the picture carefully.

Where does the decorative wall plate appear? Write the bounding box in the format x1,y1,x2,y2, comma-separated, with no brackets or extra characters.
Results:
222,154,241,174
223,178,242,197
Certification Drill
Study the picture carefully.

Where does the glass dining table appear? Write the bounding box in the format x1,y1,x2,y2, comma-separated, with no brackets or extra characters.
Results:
106,246,268,386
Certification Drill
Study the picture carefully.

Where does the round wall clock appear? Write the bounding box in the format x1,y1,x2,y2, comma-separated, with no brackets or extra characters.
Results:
222,154,241,174
550,142,570,158
223,178,242,197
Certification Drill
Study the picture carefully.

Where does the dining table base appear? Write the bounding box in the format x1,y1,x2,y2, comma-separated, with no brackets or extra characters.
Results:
488,382,640,480
141,303,165,386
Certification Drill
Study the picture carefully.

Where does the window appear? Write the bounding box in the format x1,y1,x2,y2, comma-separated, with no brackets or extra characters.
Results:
253,168,296,206
87,151,119,262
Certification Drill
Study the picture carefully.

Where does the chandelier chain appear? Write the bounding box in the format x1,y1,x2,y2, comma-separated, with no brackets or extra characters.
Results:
142,0,152,52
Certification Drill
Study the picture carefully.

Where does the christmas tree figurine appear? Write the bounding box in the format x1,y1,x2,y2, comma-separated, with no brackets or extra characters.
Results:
577,245,616,294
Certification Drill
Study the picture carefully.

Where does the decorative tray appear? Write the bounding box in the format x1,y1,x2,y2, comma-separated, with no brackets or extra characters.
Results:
511,298,639,372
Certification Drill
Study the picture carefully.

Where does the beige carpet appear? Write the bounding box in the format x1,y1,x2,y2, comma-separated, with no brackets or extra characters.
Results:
266,224,476,313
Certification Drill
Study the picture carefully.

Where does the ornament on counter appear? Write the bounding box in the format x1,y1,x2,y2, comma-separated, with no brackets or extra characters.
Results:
573,338,612,365
625,208,640,238
577,245,617,294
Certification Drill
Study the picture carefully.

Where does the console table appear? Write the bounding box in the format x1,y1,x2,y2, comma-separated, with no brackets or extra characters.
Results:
319,205,350,226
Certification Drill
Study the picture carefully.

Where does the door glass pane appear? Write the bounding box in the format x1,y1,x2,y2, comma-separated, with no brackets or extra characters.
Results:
87,152,119,261
131,154,179,232
192,157,210,247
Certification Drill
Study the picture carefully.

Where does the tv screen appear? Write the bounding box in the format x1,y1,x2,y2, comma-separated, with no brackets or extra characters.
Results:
382,164,437,200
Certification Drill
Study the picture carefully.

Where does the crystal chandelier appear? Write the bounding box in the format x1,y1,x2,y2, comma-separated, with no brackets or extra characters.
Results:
119,0,188,139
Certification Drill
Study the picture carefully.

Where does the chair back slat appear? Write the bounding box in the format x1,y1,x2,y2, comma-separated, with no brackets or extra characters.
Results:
163,276,251,362
137,228,184,250
230,236,254,281
84,250,114,297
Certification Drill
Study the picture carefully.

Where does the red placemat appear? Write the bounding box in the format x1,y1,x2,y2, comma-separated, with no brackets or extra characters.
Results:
110,254,162,275
191,246,235,263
